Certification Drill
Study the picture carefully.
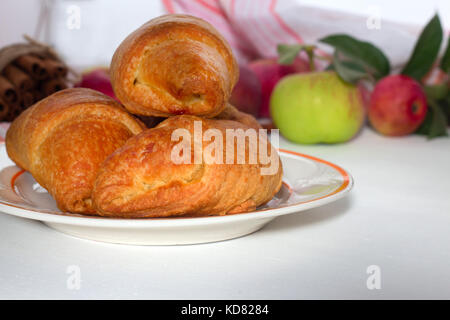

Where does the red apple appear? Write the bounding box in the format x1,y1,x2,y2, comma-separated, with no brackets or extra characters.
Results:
75,68,117,100
248,57,310,118
368,75,428,136
229,65,262,117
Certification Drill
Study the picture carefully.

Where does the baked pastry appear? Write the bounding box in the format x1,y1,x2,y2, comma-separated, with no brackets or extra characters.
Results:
5,88,145,214
110,14,239,118
214,103,261,131
93,115,282,218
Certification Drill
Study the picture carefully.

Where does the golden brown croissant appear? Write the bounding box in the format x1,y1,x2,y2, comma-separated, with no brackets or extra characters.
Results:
214,103,261,131
93,115,282,218
6,88,145,214
110,14,239,118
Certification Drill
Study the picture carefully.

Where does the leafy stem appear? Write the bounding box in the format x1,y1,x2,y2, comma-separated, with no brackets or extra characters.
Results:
277,44,317,71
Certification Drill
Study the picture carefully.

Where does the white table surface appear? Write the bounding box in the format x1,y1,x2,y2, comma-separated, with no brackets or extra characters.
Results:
0,127,449,299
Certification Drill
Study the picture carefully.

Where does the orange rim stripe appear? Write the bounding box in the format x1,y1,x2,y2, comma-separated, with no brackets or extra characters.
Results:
279,148,350,202
4,150,350,219
10,169,25,195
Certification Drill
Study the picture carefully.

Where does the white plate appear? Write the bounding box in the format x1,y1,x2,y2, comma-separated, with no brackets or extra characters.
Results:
0,143,353,245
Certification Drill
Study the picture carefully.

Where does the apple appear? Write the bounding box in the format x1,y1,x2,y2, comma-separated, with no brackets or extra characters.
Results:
75,68,117,100
270,71,365,144
229,65,262,117
248,57,310,118
368,75,427,136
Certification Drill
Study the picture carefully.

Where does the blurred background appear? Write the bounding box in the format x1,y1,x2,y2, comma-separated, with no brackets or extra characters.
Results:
0,0,449,138
0,0,449,69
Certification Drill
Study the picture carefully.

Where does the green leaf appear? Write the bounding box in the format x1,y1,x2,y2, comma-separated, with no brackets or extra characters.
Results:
416,111,433,136
415,100,448,139
424,84,448,100
277,44,304,65
427,103,448,139
332,51,369,83
440,35,450,73
401,14,443,81
442,97,450,118
325,64,335,71
319,34,390,80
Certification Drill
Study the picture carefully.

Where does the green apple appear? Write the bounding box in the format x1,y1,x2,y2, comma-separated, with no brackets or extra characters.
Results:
270,71,365,144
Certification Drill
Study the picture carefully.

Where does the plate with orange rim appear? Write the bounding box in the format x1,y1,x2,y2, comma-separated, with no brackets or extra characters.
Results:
0,142,353,245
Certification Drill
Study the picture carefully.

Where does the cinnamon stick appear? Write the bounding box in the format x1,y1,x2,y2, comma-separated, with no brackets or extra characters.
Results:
0,75,18,104
0,96,10,120
19,91,34,108
4,104,22,122
14,54,48,80
42,58,68,78
3,64,35,91
32,89,44,103
40,78,67,96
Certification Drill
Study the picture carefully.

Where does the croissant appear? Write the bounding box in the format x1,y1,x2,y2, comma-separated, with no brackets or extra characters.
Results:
110,14,239,118
132,104,260,130
5,88,145,214
93,115,283,218
214,103,261,131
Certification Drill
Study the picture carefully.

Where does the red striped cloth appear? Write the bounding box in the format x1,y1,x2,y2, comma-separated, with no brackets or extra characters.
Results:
0,1,438,138
162,0,304,64
161,0,428,71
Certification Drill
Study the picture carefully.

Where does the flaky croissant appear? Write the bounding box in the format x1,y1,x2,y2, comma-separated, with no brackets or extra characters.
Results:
93,115,283,218
135,104,261,130
110,14,239,118
6,88,145,214
214,103,261,131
